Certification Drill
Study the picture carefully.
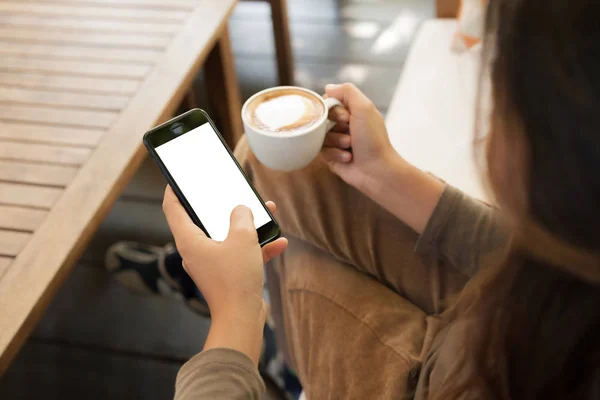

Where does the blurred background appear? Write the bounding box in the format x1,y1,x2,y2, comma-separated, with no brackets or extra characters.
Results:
0,0,435,398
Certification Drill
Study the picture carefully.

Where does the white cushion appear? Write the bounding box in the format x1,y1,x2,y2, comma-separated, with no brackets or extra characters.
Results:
385,20,487,200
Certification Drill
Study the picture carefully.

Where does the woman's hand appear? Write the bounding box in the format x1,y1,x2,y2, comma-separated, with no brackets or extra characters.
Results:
321,83,403,194
321,83,445,234
162,186,288,363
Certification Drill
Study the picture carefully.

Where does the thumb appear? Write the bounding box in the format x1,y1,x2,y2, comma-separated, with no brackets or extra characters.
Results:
325,83,371,113
227,205,258,242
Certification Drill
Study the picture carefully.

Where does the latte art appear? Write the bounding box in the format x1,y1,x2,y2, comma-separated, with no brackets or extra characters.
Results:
245,89,325,134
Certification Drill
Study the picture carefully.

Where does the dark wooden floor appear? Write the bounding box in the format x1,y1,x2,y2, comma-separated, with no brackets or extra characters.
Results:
0,1,434,398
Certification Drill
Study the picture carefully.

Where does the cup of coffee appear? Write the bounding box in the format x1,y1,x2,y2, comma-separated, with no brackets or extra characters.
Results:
242,86,344,171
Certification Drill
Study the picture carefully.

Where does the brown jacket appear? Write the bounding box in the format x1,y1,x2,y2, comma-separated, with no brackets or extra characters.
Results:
173,186,509,399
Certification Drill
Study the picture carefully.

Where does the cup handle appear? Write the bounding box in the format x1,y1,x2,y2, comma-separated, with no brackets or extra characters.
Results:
324,97,344,132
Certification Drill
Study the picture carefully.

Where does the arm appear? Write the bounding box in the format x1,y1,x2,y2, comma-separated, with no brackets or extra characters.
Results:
162,187,289,399
322,83,510,275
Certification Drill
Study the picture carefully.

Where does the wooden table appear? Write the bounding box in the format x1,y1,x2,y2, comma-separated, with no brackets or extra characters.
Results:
0,0,241,373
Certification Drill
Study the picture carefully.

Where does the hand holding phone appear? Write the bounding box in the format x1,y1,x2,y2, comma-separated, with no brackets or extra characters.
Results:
162,185,288,364
144,109,280,245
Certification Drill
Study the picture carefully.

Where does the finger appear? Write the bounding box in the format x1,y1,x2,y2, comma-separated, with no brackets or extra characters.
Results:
323,132,352,149
163,185,206,242
320,146,352,164
227,205,258,242
265,201,277,214
325,83,374,114
262,237,288,264
328,105,350,123
330,121,350,133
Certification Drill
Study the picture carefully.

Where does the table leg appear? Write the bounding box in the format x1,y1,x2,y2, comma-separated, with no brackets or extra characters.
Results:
269,0,294,86
205,25,243,149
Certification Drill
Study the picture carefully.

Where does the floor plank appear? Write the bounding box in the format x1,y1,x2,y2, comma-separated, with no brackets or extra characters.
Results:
230,19,419,65
233,58,402,110
0,122,103,147
0,340,182,400
0,205,47,232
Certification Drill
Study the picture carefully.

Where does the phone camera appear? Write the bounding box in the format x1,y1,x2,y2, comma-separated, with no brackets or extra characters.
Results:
171,123,184,136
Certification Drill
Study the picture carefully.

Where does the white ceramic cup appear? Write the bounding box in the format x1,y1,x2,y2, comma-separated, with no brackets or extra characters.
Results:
242,86,344,171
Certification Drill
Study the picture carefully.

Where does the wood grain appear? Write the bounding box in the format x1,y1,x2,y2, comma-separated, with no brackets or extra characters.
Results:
0,230,31,257
0,257,11,279
39,0,198,10
0,0,237,373
0,87,129,111
0,2,189,22
0,56,151,79
0,182,63,209
0,14,179,35
0,160,78,187
0,205,47,232
0,105,117,129
0,72,140,95
270,0,294,85
0,42,162,63
0,142,91,166
0,28,170,49
205,26,243,148
0,122,103,147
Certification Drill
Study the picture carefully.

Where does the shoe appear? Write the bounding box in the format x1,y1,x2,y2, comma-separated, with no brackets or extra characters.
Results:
105,241,210,317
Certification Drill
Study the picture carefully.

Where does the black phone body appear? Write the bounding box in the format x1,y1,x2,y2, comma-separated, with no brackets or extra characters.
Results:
143,109,280,246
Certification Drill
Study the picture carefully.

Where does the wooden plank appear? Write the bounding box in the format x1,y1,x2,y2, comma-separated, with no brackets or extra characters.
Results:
0,56,150,79
0,3,189,22
0,42,162,63
0,160,78,187
270,0,294,85
0,0,237,373
0,15,179,35
0,205,47,232
0,72,140,95
0,182,62,209
0,87,130,111
0,257,11,278
0,230,31,257
0,122,102,147
0,28,170,49
37,0,198,10
0,105,117,129
0,142,91,166
205,27,243,147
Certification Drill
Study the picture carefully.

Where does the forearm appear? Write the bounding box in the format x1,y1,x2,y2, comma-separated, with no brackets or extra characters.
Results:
203,298,267,365
363,154,445,235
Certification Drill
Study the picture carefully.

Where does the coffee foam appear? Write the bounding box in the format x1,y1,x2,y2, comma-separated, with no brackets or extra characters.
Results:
246,89,324,134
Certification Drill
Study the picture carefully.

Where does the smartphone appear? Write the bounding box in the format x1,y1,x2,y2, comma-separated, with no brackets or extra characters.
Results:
143,109,280,246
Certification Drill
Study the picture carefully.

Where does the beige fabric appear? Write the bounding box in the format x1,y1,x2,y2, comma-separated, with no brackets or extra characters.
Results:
174,136,510,399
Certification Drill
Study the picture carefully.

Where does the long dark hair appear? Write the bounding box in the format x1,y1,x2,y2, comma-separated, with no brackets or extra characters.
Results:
435,0,600,398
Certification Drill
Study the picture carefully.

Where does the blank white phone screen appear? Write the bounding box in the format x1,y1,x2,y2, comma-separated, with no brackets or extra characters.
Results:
155,122,271,241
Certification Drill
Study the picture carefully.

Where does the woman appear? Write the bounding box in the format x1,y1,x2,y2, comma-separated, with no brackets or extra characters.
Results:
164,0,600,398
